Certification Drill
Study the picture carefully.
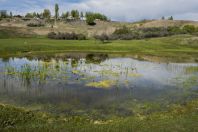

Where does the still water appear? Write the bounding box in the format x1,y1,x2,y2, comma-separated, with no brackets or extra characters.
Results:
0,54,198,118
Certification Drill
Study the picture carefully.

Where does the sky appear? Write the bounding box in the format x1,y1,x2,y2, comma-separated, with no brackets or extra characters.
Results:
0,0,198,22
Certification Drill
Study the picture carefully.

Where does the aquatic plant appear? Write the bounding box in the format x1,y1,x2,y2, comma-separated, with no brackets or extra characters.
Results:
128,73,142,77
5,66,16,75
72,70,80,74
96,70,119,77
86,80,116,88
185,66,198,74
183,75,198,88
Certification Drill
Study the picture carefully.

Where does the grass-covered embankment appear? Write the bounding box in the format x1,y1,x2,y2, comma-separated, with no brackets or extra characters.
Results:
0,35,198,62
1,100,198,131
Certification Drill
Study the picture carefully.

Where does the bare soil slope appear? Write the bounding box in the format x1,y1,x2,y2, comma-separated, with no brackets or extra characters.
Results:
0,19,198,37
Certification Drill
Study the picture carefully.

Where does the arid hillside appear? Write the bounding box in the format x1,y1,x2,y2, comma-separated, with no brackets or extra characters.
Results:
0,18,198,37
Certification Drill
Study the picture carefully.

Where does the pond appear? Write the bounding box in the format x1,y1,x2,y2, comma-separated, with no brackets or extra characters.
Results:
0,54,198,119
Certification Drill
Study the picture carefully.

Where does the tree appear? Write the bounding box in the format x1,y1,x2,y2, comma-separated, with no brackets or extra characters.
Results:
25,13,34,18
85,12,95,25
33,12,37,18
43,9,51,19
61,12,69,20
10,12,13,18
75,10,79,19
80,12,84,19
71,10,75,18
55,3,59,24
85,12,108,25
0,10,7,18
168,16,173,20
161,16,165,20
66,11,69,18
93,13,108,21
36,13,42,19
71,10,79,19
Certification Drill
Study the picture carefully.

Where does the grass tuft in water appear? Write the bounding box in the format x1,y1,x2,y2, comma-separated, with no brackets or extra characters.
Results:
86,80,116,88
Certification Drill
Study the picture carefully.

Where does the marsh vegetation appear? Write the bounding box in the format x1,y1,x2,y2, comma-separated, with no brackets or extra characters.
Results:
0,54,197,131
0,7,198,131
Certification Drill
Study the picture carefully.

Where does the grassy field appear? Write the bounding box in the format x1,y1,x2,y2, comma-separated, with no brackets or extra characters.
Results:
1,99,198,132
0,35,198,62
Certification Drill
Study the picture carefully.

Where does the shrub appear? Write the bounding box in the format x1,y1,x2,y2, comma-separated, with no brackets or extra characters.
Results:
94,25,198,41
167,26,183,35
112,27,171,40
48,32,56,39
113,26,131,35
48,32,86,40
183,25,196,34
27,23,44,27
94,34,110,43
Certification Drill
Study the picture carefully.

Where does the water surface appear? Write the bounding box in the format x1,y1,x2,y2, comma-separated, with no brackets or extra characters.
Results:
0,54,197,118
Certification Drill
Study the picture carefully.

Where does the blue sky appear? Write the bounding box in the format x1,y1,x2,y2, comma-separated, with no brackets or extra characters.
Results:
0,0,198,22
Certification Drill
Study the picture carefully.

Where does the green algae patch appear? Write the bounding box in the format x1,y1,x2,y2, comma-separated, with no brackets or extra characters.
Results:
128,73,143,77
86,80,116,88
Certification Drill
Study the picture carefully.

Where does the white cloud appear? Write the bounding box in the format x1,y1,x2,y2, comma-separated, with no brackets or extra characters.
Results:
1,0,198,21
60,0,198,21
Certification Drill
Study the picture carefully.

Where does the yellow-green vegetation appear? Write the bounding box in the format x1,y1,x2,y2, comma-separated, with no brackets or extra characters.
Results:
86,80,116,88
96,70,119,77
185,66,198,74
183,75,198,88
0,35,198,62
72,70,81,74
5,64,49,82
128,73,143,77
1,99,198,131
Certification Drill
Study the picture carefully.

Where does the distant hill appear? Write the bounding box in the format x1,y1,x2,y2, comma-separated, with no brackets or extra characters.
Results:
133,20,198,28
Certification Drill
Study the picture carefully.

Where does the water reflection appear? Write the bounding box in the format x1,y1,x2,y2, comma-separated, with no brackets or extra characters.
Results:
0,54,198,117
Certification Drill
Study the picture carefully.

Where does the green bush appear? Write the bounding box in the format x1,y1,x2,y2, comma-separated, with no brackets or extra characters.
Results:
183,25,196,34
86,14,96,25
167,26,183,34
113,26,131,35
85,12,108,25
0,104,45,128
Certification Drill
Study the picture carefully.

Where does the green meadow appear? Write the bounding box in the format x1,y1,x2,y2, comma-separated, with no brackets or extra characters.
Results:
0,35,197,62
1,99,198,132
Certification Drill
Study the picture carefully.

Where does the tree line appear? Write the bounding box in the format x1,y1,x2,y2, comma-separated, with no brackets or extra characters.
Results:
23,4,108,25
0,4,109,25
